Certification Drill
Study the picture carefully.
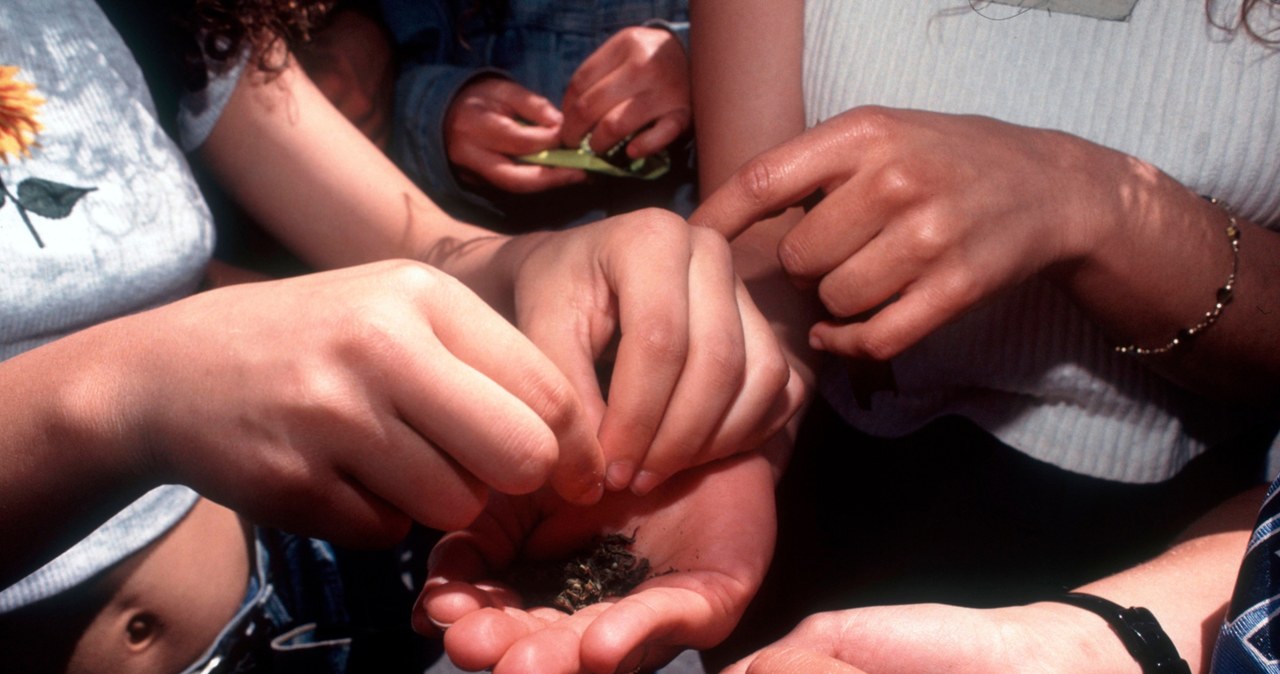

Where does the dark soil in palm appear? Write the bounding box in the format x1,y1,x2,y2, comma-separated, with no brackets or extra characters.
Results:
504,532,651,613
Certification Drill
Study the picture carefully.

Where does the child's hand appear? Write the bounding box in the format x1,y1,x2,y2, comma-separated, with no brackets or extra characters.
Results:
445,77,589,193
414,453,777,674
127,261,605,542
485,209,802,495
561,26,691,160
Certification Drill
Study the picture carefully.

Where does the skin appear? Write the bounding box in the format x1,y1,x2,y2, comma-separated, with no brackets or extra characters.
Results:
0,261,603,587
684,0,1278,672
444,25,692,194
723,485,1262,674
64,499,251,674
400,7,820,669
414,450,780,674
197,52,803,497
560,26,692,158
690,1,1280,406
293,6,395,149
445,77,588,193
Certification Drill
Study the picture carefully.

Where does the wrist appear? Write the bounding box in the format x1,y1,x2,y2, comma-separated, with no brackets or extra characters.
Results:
1019,600,1158,674
421,230,522,317
36,318,154,491
1042,593,1191,674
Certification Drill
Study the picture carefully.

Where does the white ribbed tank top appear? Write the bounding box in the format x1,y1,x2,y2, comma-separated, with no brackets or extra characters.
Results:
805,0,1280,482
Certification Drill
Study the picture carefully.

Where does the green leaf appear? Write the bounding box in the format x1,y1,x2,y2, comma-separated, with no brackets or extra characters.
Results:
518,147,671,180
16,178,96,219
517,131,671,180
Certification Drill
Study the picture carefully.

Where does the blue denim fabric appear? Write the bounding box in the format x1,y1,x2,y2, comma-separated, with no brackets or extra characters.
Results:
380,0,694,229
179,528,440,674
180,529,351,674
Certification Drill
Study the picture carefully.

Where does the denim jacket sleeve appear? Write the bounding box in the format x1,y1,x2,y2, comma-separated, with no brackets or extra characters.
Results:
642,18,690,54
392,61,510,222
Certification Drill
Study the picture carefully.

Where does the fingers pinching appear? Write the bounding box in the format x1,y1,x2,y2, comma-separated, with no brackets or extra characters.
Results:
415,270,606,504
630,226,744,494
595,212,694,491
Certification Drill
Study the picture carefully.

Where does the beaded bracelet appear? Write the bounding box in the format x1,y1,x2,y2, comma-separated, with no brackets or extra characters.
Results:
1114,197,1240,356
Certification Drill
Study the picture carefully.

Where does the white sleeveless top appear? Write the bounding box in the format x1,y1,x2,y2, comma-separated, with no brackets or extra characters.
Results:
805,1,1280,482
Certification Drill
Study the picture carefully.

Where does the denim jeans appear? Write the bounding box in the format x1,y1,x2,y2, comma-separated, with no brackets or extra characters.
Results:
181,528,440,674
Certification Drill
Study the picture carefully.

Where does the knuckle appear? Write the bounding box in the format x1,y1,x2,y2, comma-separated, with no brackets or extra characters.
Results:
776,234,818,277
525,372,580,437
565,95,595,125
689,223,732,255
624,207,688,242
734,156,783,209
866,162,920,205
632,318,689,363
900,217,952,262
816,278,853,317
757,351,793,397
700,336,747,387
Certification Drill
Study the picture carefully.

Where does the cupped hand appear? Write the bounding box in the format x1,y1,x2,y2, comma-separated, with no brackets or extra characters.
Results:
723,602,1121,674
691,105,1135,361
415,452,778,674
446,77,588,193
491,209,802,495
561,26,691,158
127,260,604,545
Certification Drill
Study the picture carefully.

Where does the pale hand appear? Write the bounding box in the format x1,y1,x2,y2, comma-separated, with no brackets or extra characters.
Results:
489,209,802,495
722,602,1135,674
125,261,605,544
416,453,777,674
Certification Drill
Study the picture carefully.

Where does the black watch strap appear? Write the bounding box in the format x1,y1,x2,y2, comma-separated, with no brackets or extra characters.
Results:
1047,592,1192,674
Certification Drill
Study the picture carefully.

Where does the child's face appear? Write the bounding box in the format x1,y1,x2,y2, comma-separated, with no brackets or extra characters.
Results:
64,499,251,674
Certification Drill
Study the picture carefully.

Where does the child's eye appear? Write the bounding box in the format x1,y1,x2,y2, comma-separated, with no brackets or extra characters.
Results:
125,612,158,647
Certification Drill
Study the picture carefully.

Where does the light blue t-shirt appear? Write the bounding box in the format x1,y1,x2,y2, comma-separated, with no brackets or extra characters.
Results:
0,0,216,612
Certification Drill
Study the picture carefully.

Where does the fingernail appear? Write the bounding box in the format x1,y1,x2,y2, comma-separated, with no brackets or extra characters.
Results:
630,470,663,496
429,616,452,632
614,646,648,674
809,332,825,350
582,479,605,504
606,461,635,490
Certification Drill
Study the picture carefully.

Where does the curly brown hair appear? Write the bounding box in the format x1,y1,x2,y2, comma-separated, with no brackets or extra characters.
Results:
174,0,337,88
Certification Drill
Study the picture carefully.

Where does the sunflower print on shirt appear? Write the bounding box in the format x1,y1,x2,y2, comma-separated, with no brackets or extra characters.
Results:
0,65,95,248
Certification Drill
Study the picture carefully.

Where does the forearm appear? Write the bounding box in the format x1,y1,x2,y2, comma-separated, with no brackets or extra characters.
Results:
0,323,151,587
1047,485,1261,673
197,52,510,291
692,0,821,385
1046,144,1280,405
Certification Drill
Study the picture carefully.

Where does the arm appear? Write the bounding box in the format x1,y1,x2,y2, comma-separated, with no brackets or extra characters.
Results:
198,52,801,495
691,0,821,470
0,261,607,589
293,4,396,148
724,484,1262,674
692,105,1280,406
